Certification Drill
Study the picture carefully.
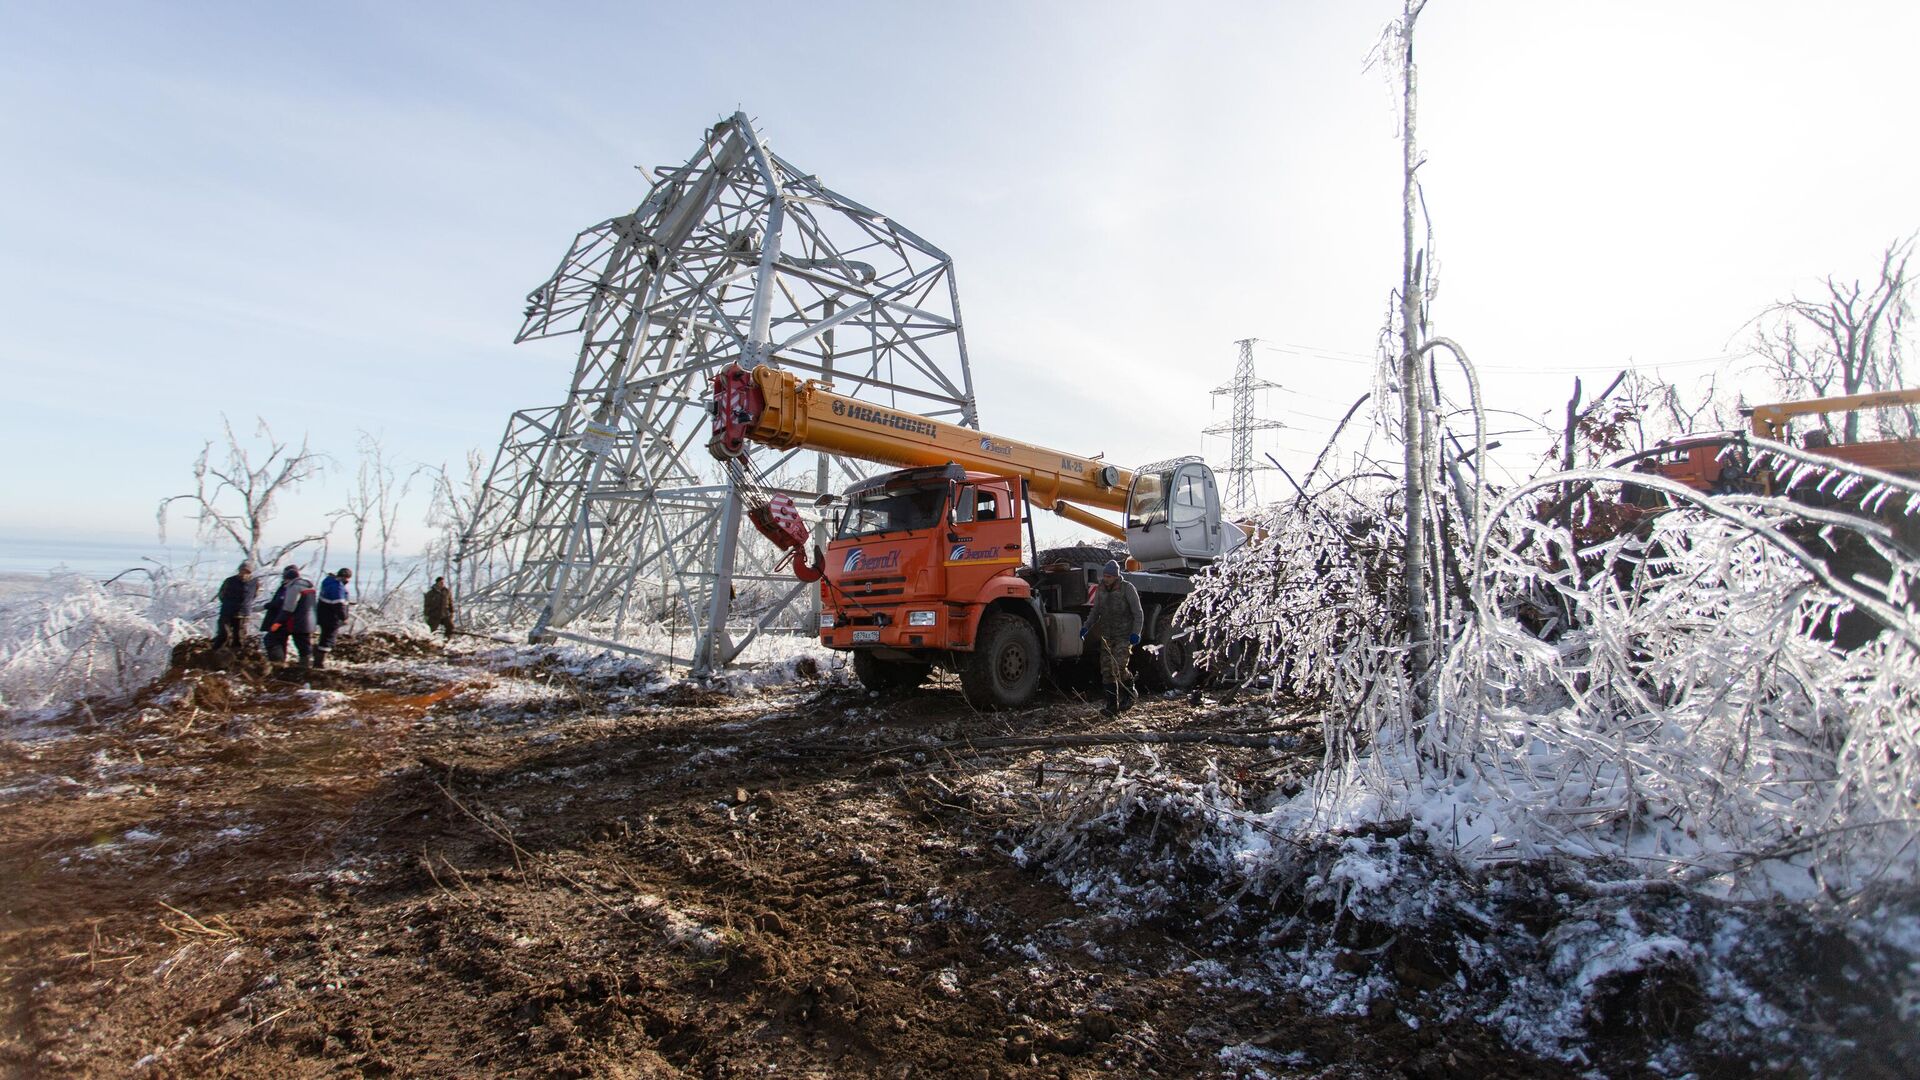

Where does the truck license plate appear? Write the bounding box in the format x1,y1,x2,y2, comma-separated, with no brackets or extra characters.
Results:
853,630,880,643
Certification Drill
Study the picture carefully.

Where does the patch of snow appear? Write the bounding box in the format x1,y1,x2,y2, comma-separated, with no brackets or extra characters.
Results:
632,893,727,954
684,745,739,768
293,688,351,717
462,678,570,708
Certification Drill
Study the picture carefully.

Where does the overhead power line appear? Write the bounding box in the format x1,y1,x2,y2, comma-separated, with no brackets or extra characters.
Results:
1255,339,1748,376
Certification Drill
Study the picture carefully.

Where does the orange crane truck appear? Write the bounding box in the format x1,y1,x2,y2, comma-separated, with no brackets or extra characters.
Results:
708,362,1245,709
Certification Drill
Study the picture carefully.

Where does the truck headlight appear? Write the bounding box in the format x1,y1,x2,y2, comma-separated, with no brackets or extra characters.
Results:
908,610,937,627
819,612,836,629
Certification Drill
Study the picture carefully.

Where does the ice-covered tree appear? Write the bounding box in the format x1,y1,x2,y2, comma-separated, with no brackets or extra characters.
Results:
155,416,326,570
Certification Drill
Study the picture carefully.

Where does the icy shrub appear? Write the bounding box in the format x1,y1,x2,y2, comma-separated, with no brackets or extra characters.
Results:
345,584,434,635
1182,448,1920,899
1432,493,1920,897
0,571,204,719
1180,476,1406,711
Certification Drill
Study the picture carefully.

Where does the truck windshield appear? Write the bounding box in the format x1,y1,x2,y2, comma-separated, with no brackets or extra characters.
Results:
835,484,949,539
1126,470,1168,529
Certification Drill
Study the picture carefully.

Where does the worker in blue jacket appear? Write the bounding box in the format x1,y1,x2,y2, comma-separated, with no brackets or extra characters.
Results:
315,568,352,668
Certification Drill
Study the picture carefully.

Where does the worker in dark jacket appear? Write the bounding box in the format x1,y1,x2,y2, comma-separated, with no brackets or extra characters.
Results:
1081,559,1143,716
314,568,352,668
212,562,257,650
261,566,318,668
423,577,455,638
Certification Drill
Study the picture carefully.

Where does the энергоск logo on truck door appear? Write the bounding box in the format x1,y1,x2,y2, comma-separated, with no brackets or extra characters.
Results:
945,544,1019,566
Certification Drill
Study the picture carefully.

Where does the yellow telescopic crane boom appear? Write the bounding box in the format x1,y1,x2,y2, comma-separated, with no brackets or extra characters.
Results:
711,363,1133,539
1749,388,1920,440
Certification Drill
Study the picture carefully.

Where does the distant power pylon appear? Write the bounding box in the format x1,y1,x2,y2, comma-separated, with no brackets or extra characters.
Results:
1205,338,1285,515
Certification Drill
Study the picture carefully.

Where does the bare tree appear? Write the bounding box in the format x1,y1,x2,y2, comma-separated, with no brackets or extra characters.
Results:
373,441,423,601
331,447,376,587
1752,234,1916,442
426,449,492,595
156,416,326,569
1645,371,1744,441
332,430,423,603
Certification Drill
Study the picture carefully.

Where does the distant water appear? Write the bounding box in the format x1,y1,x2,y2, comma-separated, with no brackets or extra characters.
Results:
0,536,215,580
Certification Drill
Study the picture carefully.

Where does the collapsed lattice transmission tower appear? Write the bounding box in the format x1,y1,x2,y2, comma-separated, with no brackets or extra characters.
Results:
1205,338,1285,515
458,112,978,672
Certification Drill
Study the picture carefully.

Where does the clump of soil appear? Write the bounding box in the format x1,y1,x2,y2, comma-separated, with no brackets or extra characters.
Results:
330,630,442,662
169,637,274,678
650,682,734,708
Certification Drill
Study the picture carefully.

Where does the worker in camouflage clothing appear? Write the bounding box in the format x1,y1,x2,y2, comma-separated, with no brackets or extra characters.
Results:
1080,559,1143,716
423,577,455,639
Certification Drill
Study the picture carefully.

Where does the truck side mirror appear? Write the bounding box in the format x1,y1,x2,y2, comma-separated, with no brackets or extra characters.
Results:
952,485,976,524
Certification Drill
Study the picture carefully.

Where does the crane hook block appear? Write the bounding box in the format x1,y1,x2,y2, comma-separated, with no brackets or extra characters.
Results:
747,491,812,556
709,362,766,459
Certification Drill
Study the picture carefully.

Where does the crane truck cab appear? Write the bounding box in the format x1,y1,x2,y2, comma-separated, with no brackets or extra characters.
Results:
814,462,1216,709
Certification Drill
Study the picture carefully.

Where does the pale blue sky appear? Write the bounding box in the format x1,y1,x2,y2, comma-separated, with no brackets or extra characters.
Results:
2,1,1914,552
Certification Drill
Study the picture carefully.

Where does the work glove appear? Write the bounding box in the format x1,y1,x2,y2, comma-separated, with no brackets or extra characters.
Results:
1128,633,1141,645
1079,626,1088,640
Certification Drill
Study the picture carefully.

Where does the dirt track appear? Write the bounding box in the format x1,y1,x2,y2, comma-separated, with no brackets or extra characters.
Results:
0,637,1658,1077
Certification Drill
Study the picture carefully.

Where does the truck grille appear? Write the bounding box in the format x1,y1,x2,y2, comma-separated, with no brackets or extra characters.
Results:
840,575,906,599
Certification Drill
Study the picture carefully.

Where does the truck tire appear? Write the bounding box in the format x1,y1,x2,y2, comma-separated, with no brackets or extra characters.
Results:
1136,607,1201,692
959,613,1042,710
853,652,930,693
1036,545,1116,570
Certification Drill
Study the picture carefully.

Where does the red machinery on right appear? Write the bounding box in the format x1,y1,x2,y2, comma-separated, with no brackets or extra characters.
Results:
1746,389,1920,486
1625,387,1920,505
1621,387,1920,644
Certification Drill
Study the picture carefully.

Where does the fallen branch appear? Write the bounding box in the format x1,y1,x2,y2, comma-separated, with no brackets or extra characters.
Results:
157,900,238,940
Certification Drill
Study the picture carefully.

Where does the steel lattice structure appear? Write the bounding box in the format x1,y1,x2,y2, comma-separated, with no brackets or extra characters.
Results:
459,113,977,672
1206,338,1285,515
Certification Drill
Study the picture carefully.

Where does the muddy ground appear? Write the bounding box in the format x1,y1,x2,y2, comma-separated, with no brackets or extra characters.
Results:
0,636,1894,1078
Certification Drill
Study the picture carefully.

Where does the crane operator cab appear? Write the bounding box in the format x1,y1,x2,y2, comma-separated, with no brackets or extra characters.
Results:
1124,457,1245,572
